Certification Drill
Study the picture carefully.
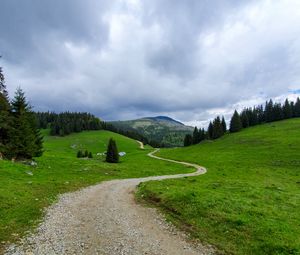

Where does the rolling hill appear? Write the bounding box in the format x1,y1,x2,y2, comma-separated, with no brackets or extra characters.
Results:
0,130,191,252
137,118,300,255
110,116,194,147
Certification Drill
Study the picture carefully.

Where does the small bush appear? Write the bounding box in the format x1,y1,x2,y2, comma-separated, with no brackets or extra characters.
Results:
77,150,83,158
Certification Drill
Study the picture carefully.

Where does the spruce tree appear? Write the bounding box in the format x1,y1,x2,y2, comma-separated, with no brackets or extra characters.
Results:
183,134,193,147
9,88,43,159
230,110,242,133
265,100,274,122
88,152,93,158
295,97,300,117
212,116,223,139
273,103,283,121
240,111,249,128
208,121,213,139
106,138,119,163
84,150,89,157
77,150,83,158
192,127,199,144
221,116,227,133
282,99,292,119
199,128,206,142
0,61,12,158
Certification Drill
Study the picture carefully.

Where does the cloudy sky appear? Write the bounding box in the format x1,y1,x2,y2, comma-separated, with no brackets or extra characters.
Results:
1,0,300,126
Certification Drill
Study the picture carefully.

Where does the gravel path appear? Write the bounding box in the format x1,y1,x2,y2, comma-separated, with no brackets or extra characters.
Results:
5,146,214,255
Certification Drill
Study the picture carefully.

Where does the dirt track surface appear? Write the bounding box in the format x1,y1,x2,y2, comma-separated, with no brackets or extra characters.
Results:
5,147,214,255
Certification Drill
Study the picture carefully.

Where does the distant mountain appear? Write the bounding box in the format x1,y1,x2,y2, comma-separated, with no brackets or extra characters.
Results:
110,116,193,147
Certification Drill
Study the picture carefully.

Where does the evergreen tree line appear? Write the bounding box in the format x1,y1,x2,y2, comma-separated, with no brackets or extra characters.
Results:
35,112,102,136
183,97,300,146
184,116,227,146
35,111,152,146
229,98,300,133
0,62,43,159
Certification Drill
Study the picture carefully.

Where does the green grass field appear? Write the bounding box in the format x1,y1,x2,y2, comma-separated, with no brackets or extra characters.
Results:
137,118,300,255
0,130,191,252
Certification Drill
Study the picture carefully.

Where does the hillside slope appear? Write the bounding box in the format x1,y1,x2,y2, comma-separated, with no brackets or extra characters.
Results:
0,130,190,252
111,116,193,147
137,118,300,255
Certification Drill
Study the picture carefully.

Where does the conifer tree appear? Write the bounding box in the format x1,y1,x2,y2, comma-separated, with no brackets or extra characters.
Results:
240,110,249,128
273,103,283,121
199,128,206,142
265,100,274,122
183,134,193,147
9,88,43,159
84,150,89,157
212,116,223,139
0,60,12,158
192,127,199,144
221,116,227,133
208,121,213,139
295,97,300,117
283,99,292,119
88,152,93,158
77,150,83,158
106,138,119,163
229,110,242,133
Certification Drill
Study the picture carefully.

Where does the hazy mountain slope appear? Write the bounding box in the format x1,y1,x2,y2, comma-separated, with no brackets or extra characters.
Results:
111,116,193,147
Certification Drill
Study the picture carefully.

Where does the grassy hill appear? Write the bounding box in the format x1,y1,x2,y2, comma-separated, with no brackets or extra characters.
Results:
111,116,193,147
0,130,191,252
137,118,300,255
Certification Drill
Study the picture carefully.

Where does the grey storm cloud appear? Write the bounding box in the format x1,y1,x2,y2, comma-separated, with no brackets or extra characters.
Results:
1,0,300,125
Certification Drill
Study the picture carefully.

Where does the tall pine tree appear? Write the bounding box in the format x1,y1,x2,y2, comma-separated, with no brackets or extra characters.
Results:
9,88,43,159
221,116,227,133
207,121,213,139
230,110,242,133
192,127,200,144
295,97,300,117
212,116,224,139
184,134,193,147
0,60,12,158
283,99,292,119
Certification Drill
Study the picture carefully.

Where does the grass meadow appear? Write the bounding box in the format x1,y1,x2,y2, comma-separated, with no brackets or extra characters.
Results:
137,118,300,255
0,130,191,252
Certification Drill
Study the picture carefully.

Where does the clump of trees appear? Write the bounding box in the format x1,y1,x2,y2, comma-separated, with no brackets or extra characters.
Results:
183,97,300,147
0,61,43,159
77,150,93,158
106,138,119,163
35,112,102,136
184,116,226,147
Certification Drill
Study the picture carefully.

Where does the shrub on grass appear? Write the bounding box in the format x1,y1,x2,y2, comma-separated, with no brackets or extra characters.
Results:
77,150,83,158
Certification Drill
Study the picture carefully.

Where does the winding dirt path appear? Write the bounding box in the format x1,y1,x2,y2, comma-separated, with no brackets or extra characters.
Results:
5,143,213,255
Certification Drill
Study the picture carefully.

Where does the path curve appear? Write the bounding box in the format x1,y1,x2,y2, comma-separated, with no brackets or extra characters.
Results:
5,143,212,255
136,140,144,149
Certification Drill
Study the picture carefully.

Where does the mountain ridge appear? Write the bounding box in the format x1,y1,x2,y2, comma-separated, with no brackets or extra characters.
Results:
110,116,193,147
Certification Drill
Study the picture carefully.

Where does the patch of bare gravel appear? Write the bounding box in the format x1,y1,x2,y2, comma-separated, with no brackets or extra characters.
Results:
5,149,215,255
